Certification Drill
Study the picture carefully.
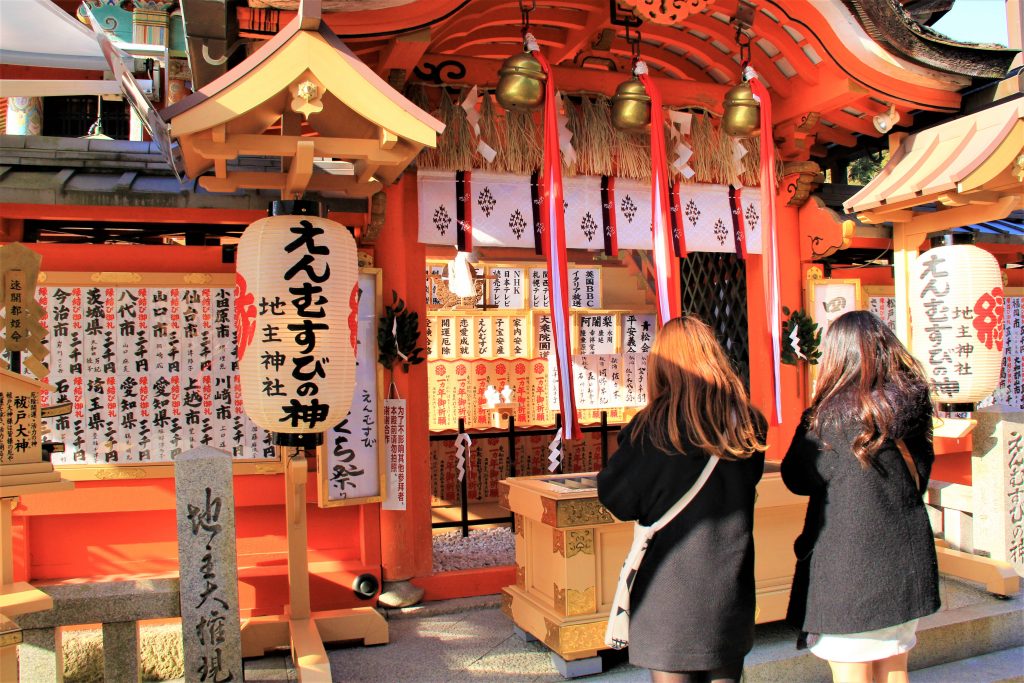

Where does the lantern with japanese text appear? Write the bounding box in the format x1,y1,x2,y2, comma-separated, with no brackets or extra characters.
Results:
236,201,359,447
910,239,1004,408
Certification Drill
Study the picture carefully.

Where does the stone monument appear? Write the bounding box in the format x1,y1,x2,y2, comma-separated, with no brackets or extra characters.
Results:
973,409,1024,577
175,446,242,682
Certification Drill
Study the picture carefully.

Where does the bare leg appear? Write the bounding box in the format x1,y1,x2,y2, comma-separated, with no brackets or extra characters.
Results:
828,660,873,683
872,652,910,683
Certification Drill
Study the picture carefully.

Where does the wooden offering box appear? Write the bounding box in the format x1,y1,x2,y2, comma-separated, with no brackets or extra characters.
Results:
498,463,806,663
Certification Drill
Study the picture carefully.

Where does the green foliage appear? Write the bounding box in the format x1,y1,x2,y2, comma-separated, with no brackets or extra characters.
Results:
378,291,425,372
847,150,888,186
780,306,822,366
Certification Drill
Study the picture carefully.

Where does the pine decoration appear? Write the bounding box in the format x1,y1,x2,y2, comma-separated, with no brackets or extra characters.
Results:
378,291,425,372
781,306,822,365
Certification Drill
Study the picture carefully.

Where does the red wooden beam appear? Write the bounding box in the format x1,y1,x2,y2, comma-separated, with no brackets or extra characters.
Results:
1,203,263,225
417,52,729,112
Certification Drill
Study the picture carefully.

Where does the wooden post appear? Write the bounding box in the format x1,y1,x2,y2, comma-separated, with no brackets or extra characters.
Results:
283,446,312,621
458,419,469,538
378,178,433,585
1,498,17,683
599,412,608,469
239,445,387,668
891,225,915,348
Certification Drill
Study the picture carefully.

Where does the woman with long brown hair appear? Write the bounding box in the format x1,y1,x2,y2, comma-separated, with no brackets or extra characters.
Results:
783,310,939,683
598,315,767,683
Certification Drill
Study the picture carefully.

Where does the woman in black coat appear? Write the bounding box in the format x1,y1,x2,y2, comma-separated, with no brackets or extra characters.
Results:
783,311,940,683
598,315,767,683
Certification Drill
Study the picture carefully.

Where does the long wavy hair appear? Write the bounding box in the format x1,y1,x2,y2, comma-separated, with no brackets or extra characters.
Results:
631,315,766,460
810,310,931,467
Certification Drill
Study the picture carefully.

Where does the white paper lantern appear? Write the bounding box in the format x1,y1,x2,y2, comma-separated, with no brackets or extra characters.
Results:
910,243,1004,406
236,208,359,445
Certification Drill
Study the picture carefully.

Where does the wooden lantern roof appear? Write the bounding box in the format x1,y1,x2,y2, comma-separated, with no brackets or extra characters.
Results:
161,7,444,198
845,97,1024,233
234,0,1015,163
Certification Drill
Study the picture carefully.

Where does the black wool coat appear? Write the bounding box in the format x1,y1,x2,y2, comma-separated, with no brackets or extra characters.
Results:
782,398,941,636
597,413,765,672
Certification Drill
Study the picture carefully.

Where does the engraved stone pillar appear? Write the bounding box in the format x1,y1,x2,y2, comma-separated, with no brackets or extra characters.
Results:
175,446,242,683
972,409,1024,576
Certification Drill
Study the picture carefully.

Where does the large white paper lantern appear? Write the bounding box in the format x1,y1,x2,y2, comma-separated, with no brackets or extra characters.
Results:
911,241,1004,407
236,202,359,446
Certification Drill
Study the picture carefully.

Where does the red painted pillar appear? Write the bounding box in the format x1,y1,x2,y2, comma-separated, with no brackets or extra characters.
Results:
747,193,804,459
377,177,433,583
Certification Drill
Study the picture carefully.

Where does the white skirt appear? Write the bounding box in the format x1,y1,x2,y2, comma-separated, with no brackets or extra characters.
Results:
807,619,919,663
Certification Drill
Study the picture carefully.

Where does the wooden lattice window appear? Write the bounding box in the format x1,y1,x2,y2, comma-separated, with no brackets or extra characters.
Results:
679,252,750,388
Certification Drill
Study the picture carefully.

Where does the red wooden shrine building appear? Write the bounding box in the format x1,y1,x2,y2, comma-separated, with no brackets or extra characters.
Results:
0,0,1021,673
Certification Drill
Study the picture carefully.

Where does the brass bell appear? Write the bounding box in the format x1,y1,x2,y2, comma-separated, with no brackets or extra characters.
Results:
722,81,761,137
496,52,546,111
610,78,651,130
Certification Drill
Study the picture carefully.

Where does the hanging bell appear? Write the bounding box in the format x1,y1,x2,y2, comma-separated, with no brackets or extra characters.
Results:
722,81,760,137
496,52,546,111
610,78,651,130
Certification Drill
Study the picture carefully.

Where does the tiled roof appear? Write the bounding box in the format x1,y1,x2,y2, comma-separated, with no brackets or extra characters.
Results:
0,135,367,212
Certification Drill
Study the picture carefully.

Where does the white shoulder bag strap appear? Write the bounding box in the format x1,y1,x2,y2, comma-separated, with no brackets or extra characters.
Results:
604,456,720,650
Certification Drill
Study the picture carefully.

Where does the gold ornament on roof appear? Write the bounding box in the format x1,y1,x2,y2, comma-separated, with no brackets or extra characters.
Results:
290,78,324,119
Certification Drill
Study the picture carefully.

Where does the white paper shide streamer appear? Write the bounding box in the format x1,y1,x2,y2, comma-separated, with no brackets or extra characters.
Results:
556,91,577,167
547,427,563,472
454,431,472,481
730,139,748,187
789,324,806,361
667,111,695,180
461,85,497,163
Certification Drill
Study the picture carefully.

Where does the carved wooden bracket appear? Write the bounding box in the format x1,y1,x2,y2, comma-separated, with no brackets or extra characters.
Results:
798,195,854,262
781,160,823,207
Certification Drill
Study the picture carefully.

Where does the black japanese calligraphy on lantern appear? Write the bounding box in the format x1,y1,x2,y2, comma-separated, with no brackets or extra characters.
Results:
915,252,961,398
278,220,332,431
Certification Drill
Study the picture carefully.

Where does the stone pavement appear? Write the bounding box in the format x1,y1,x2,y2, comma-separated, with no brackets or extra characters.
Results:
243,577,1024,683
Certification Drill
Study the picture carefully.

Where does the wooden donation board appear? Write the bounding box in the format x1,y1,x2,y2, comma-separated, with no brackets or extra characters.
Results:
498,463,806,662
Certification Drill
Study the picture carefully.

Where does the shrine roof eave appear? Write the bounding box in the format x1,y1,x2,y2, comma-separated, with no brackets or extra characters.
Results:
842,0,1019,80
161,15,444,147
843,96,1024,217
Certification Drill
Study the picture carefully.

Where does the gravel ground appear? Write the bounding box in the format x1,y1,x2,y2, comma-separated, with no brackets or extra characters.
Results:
432,527,515,573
